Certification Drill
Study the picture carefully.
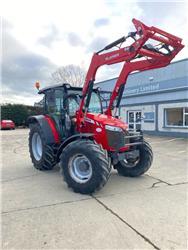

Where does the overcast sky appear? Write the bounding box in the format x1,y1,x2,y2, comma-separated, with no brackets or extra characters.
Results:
1,0,188,105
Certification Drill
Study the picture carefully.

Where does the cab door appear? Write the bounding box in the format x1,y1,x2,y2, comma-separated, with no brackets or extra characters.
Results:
45,89,64,138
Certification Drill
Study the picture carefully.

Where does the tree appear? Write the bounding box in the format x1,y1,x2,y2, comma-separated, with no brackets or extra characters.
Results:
51,64,86,87
1,104,42,126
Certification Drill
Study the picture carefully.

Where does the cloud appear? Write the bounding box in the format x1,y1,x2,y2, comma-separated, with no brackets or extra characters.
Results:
38,24,59,48
137,1,188,60
96,62,124,83
1,1,187,105
1,85,43,106
67,32,84,47
87,36,108,52
2,20,57,104
94,18,109,27
137,2,186,25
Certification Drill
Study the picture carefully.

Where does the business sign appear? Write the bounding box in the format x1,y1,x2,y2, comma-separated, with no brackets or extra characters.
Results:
123,76,187,97
124,83,160,96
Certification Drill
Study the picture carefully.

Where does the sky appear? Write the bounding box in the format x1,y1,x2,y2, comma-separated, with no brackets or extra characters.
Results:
1,0,188,105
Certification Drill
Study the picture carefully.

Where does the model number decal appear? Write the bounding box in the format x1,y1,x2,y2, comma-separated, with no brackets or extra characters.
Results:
105,53,119,61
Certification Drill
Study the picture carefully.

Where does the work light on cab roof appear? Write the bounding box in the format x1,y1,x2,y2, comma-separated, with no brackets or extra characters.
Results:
35,81,40,90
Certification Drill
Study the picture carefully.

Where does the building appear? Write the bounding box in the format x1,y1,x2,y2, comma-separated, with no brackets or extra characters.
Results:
97,58,188,138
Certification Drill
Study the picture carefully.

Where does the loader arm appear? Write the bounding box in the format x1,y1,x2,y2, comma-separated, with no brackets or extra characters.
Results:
76,19,184,128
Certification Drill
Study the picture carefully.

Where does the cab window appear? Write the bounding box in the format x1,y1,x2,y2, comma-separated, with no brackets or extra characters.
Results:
88,92,102,114
45,89,63,114
68,97,79,116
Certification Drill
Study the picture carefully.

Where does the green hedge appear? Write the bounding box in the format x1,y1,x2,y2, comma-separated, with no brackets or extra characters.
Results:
1,104,43,126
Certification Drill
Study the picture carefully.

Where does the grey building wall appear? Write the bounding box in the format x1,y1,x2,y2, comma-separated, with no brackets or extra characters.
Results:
96,58,188,137
96,58,188,91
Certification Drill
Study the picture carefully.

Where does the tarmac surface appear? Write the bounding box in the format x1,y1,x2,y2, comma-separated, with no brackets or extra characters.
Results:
1,129,188,249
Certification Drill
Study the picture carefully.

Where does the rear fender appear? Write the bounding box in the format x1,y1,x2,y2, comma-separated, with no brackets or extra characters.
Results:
57,133,93,161
28,115,60,144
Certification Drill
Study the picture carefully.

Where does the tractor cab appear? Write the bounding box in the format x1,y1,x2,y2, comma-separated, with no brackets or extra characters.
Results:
38,83,103,140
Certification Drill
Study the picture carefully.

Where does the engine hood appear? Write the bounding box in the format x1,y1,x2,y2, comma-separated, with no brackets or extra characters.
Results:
86,113,128,130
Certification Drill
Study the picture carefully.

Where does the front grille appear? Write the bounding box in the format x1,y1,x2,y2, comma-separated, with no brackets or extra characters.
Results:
106,129,143,150
106,130,129,150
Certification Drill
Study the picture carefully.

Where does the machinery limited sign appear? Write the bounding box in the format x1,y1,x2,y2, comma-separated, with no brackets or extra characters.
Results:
124,83,160,96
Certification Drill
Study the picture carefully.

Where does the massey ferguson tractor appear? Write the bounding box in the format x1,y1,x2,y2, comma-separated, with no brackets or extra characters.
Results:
28,19,184,194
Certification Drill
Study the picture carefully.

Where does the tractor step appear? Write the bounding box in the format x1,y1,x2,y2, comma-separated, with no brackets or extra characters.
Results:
124,141,143,147
125,134,143,139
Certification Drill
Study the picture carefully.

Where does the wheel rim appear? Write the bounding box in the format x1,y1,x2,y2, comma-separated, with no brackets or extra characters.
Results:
121,158,140,168
68,154,93,184
32,132,42,161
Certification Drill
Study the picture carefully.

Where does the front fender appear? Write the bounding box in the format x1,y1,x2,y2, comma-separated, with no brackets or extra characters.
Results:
57,133,94,161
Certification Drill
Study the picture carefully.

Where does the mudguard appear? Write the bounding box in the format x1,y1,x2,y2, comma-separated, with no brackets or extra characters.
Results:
56,133,94,161
28,115,60,144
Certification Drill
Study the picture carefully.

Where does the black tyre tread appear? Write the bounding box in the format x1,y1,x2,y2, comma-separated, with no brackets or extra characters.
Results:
60,139,111,194
116,140,153,177
29,123,57,171
143,141,153,156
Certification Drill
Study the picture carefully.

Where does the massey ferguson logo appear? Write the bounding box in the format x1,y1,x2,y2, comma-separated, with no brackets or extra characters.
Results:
105,53,119,61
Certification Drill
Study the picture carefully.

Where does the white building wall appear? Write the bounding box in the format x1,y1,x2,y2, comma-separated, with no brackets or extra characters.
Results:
120,105,156,131
158,102,188,133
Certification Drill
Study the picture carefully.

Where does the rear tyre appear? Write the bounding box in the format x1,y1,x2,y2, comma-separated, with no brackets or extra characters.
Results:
115,140,153,177
60,139,111,194
29,123,57,171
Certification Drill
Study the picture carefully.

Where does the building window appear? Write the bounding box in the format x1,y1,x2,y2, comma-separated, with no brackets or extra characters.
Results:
165,107,188,127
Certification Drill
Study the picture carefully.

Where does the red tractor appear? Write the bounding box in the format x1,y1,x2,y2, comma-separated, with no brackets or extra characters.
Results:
28,19,184,194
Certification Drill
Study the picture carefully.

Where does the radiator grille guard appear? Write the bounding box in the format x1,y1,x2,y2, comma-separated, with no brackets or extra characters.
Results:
106,129,143,150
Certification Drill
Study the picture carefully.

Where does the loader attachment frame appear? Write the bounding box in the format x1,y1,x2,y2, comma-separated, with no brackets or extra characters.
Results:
76,18,184,129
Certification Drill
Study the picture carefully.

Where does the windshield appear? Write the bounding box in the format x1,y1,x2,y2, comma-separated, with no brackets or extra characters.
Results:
88,92,102,114
68,97,79,116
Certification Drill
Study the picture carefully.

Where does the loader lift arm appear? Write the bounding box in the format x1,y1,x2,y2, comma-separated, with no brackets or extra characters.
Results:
76,18,184,128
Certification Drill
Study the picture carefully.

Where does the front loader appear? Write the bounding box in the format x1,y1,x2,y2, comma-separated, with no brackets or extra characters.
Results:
28,19,184,194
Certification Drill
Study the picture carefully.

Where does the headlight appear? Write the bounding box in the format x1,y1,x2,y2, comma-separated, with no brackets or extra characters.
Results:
105,125,123,132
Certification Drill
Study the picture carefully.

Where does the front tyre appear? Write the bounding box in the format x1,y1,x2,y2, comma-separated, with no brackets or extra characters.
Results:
29,123,57,170
60,140,111,194
115,140,153,177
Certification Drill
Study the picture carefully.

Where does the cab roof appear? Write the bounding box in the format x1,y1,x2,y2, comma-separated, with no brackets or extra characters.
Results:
38,83,83,94
38,83,100,94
